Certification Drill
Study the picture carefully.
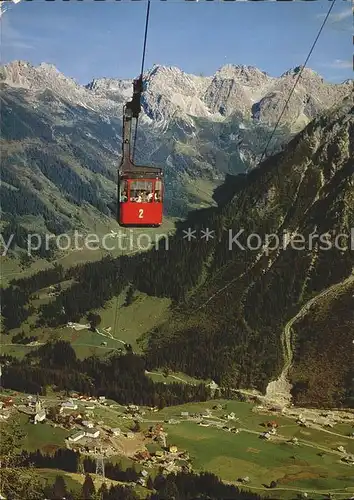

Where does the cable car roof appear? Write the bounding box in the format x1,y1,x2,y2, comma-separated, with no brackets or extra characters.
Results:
120,162,162,177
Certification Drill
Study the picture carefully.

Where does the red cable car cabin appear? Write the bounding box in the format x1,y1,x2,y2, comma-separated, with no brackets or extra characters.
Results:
119,166,163,227
117,78,163,227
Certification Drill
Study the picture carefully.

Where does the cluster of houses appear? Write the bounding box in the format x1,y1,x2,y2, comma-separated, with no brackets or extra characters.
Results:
67,424,136,446
259,420,279,440
146,423,167,447
68,428,100,443
134,445,191,475
173,408,241,434
0,396,13,421
336,445,354,466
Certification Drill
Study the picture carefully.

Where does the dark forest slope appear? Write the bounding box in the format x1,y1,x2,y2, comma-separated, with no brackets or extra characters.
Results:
2,97,353,407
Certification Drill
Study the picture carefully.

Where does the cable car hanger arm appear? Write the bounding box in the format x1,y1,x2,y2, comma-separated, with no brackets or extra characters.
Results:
121,76,144,165
121,0,150,167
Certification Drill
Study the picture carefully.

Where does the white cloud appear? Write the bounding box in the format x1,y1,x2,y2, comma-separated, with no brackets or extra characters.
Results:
330,8,353,22
333,59,353,69
316,8,352,22
1,7,35,53
318,59,353,70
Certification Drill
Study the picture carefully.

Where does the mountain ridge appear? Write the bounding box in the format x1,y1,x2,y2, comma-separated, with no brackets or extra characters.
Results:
1,59,352,258
2,60,352,125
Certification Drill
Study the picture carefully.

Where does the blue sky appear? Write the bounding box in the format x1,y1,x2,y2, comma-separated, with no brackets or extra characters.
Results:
1,0,352,84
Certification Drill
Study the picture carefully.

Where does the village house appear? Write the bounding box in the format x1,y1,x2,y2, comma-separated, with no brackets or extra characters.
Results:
135,450,151,461
208,380,219,391
61,401,78,411
169,445,178,454
157,434,167,448
267,420,279,429
260,432,271,440
1,397,13,408
85,429,100,439
111,428,121,436
150,423,164,436
343,455,354,465
126,432,135,439
68,431,85,443
82,421,94,429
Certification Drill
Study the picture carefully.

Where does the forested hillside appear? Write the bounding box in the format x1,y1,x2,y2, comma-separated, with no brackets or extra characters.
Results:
1,98,353,407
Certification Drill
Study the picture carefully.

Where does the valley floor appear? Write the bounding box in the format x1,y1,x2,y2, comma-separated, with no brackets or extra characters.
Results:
1,389,353,500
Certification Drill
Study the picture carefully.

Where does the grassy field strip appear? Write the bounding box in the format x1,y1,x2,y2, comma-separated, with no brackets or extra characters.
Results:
95,328,126,345
145,371,193,384
35,468,148,499
228,482,354,499
309,425,354,440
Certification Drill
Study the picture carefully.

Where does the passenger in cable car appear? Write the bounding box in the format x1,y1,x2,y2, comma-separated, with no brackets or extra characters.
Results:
120,191,128,202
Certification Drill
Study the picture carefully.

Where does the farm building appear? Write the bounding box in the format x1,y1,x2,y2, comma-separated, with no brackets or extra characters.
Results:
85,429,100,439
61,401,78,410
68,431,85,442
82,421,94,428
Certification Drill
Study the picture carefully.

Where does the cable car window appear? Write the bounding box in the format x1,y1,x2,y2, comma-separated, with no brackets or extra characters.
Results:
154,180,162,202
129,179,153,203
120,180,128,202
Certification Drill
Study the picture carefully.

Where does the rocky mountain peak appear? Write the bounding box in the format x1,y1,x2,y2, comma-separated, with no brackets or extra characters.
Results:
215,64,272,86
0,60,79,92
85,77,132,101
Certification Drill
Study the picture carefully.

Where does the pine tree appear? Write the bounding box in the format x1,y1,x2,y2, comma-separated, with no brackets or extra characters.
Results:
147,476,154,490
82,473,95,499
52,475,67,499
131,420,141,433
87,312,101,331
